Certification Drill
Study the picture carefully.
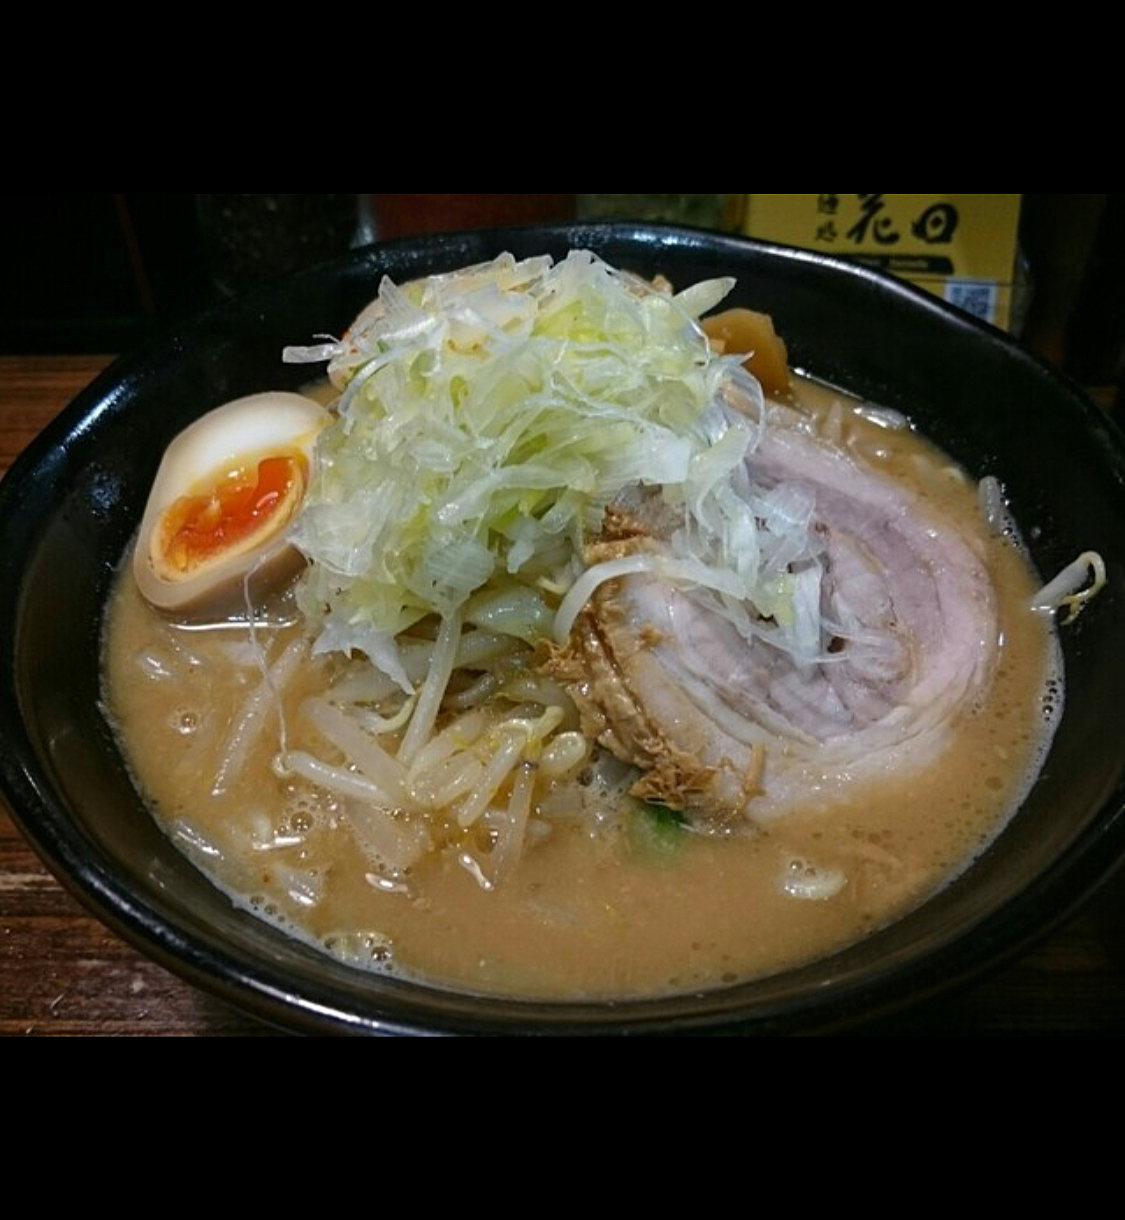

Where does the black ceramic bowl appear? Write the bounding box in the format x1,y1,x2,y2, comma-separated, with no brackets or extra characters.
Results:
3,224,1125,1035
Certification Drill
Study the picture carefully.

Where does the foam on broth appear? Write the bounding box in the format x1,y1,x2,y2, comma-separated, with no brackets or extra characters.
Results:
101,380,1061,1001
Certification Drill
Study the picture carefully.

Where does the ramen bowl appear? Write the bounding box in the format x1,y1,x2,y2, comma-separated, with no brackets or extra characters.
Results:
2,224,1124,1034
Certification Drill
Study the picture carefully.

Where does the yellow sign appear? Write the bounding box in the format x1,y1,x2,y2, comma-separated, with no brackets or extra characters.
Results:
739,194,1022,330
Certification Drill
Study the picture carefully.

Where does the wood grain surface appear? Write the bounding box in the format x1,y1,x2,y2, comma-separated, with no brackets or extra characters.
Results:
2,355,1123,1036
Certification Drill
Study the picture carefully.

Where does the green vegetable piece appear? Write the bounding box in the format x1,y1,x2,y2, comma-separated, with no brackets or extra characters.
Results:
628,798,687,864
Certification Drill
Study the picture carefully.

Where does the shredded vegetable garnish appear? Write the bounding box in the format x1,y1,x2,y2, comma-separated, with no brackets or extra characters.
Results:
1032,551,1107,625
284,251,824,685
977,475,1007,536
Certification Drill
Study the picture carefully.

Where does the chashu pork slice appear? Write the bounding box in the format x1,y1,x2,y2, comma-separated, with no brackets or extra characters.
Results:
547,417,999,828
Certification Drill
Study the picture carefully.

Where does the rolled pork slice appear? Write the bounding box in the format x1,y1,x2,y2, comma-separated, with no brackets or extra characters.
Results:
551,416,999,827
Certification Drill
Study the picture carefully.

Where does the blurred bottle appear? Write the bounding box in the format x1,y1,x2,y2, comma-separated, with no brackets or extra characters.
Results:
368,194,577,240
197,194,358,296
578,194,745,230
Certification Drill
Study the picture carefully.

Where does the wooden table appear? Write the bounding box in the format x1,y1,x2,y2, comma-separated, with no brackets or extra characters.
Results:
2,355,1124,1036
1,357,266,1036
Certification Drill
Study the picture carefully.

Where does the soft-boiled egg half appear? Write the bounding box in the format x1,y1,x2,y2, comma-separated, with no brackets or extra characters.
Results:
134,391,328,617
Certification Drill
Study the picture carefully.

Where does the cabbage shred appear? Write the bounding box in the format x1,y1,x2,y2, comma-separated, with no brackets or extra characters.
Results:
285,251,823,685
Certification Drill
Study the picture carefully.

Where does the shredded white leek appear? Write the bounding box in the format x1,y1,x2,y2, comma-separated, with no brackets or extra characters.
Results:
285,250,823,676
554,556,660,644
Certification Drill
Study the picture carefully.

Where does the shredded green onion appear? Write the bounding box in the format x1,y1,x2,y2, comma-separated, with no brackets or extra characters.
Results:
285,251,822,684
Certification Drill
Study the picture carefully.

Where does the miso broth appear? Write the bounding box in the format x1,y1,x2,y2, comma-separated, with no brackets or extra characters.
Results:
102,381,1060,1001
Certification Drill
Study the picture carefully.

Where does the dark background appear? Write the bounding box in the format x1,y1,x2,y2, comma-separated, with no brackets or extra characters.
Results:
0,194,574,353
1,194,1120,403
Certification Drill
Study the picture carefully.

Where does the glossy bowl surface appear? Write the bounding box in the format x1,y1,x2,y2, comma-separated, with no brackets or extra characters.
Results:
3,224,1125,1035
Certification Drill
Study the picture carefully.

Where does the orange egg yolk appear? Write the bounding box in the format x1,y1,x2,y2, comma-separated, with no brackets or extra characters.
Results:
160,455,305,575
